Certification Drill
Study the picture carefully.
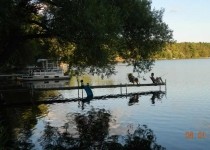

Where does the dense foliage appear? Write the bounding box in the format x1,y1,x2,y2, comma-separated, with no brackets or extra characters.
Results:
0,0,173,74
153,42,210,59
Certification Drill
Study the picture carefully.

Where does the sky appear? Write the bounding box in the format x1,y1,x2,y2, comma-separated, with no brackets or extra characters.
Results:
151,0,210,43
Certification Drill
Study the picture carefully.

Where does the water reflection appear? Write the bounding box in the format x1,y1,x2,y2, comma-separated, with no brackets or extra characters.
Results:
150,92,164,105
0,104,48,149
78,98,92,110
39,108,166,150
0,93,166,149
128,94,139,106
0,78,166,149
0,115,10,148
0,89,62,106
128,92,165,106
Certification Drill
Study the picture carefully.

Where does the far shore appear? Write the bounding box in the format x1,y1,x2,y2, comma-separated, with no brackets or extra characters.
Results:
115,56,210,63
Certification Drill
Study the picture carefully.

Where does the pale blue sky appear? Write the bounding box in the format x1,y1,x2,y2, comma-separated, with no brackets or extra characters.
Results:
152,0,210,42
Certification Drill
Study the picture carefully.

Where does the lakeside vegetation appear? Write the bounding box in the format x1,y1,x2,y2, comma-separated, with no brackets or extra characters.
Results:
0,0,173,75
2,1,210,75
152,42,210,59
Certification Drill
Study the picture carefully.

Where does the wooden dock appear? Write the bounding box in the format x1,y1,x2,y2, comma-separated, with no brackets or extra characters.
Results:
34,83,166,91
0,82,167,106
0,82,166,92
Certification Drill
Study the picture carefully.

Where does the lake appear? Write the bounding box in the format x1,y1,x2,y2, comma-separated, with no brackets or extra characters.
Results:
1,59,210,150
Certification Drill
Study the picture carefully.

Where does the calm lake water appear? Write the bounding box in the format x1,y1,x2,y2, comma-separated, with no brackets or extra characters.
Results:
1,59,210,150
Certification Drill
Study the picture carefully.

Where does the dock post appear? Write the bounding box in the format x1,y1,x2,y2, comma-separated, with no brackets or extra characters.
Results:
80,80,84,99
126,84,127,96
120,83,122,95
82,89,83,99
77,77,79,98
78,89,79,98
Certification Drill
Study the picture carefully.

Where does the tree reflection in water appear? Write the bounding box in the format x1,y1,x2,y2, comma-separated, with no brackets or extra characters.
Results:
0,104,48,149
39,108,166,150
0,109,35,149
0,116,9,148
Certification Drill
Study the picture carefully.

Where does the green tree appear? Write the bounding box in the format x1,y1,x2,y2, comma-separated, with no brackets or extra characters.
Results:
0,0,173,74
0,0,49,70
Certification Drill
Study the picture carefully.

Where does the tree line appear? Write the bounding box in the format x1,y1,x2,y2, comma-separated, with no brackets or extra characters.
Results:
153,42,210,59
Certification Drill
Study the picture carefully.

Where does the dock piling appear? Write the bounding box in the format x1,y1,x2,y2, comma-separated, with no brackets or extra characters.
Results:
80,80,84,99
120,83,122,95
77,78,79,98
126,84,127,96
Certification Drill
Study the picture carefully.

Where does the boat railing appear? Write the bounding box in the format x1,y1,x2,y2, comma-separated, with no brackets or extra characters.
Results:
32,68,63,76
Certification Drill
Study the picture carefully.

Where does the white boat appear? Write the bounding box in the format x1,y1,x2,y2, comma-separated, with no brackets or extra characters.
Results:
21,80,70,89
18,59,70,81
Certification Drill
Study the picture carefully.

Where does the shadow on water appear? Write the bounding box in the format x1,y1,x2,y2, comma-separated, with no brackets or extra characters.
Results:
0,81,52,149
38,108,166,150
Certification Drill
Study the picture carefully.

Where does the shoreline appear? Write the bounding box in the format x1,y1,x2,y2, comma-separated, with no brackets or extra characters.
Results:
154,57,210,61
115,56,210,63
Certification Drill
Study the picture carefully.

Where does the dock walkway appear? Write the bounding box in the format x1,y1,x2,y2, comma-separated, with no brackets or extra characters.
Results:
34,83,166,91
0,82,166,92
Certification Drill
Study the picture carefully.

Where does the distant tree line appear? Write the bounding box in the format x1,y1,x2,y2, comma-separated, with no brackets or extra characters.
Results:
153,42,210,59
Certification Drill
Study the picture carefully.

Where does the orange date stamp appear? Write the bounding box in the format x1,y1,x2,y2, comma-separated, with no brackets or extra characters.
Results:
185,131,207,139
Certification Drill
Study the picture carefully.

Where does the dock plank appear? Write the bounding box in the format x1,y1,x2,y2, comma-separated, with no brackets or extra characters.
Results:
0,83,166,92
34,83,165,91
